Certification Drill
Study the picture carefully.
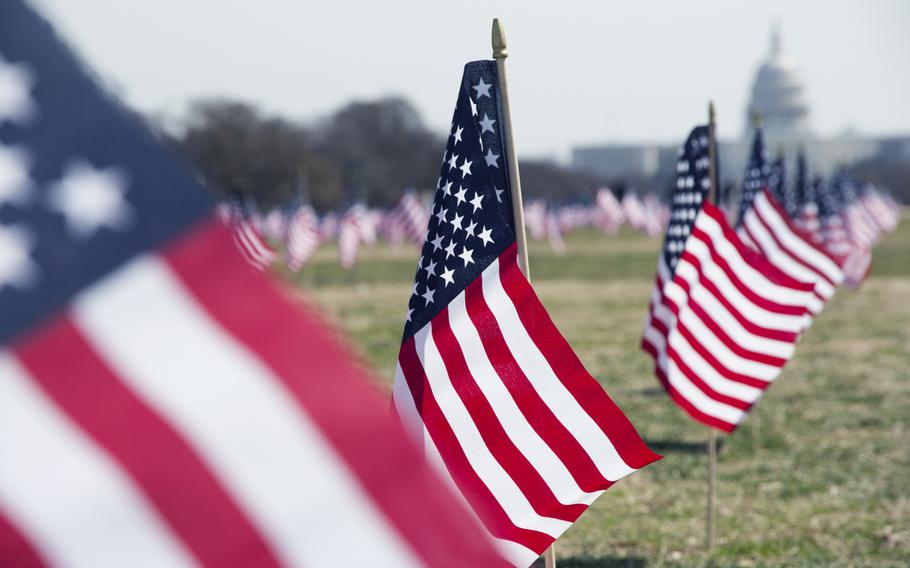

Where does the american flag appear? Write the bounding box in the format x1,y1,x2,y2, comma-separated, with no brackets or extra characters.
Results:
0,4,509,566
284,204,319,272
391,61,659,566
223,197,277,271
338,203,366,269
387,190,431,246
641,125,815,432
736,127,771,225
593,188,624,234
736,129,844,315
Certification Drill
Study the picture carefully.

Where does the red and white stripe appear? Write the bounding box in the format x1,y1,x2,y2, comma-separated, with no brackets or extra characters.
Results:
393,244,660,566
642,203,815,432
0,221,508,568
230,219,276,271
388,193,430,246
622,194,647,232
284,206,319,272
737,189,844,315
545,212,566,255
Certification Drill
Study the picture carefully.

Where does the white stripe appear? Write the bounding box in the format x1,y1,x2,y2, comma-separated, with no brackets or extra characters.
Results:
72,255,422,568
481,258,636,482
0,352,197,568
411,324,571,538
447,292,601,506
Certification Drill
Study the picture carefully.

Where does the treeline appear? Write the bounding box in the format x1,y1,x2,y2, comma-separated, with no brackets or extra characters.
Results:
164,97,616,213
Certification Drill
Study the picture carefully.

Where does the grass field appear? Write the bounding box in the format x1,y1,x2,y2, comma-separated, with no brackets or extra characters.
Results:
281,219,910,567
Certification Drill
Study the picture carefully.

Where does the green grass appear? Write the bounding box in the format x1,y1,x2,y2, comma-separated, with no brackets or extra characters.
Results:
281,218,910,567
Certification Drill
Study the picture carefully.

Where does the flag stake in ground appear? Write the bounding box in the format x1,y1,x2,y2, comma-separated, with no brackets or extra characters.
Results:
706,100,719,551
493,18,556,568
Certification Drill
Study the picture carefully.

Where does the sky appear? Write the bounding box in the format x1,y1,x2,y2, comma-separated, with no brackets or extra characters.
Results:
31,0,910,161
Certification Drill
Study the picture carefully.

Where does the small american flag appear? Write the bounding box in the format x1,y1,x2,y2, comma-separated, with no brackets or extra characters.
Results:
642,125,815,432
593,188,624,234
391,60,659,566
284,204,319,272
736,129,844,315
388,190,431,246
0,4,509,566
223,197,277,271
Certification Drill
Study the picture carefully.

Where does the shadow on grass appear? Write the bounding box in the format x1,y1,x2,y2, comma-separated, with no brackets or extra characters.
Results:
531,556,647,568
646,438,726,455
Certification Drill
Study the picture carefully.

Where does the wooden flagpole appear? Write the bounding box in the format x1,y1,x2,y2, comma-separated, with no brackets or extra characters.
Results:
492,18,531,280
706,101,718,552
493,17,552,567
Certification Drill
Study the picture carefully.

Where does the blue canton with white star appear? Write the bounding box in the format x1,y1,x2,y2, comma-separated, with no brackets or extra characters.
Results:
0,1,211,344
662,125,711,276
737,128,770,225
401,61,515,340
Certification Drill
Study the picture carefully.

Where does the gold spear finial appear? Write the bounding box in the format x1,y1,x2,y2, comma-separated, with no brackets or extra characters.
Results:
492,18,508,59
708,100,716,127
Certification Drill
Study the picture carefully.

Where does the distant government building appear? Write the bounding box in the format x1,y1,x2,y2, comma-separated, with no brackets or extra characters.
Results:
573,25,910,188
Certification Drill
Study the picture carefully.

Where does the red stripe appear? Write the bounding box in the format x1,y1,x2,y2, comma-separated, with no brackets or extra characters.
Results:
496,245,661,471
397,338,554,555
0,511,48,568
430,308,586,523
464,276,613,493
164,220,509,568
13,317,283,568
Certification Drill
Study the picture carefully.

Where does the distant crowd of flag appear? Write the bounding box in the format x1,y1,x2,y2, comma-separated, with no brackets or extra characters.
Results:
217,188,676,272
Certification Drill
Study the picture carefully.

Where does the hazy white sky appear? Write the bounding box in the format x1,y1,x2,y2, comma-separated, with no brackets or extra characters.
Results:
32,0,910,160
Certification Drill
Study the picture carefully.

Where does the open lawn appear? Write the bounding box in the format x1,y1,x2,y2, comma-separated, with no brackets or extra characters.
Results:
280,219,910,567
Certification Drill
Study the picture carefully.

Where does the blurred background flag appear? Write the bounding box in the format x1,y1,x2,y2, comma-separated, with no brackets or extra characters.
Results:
0,2,510,566
390,60,659,566
736,128,844,315
641,125,815,432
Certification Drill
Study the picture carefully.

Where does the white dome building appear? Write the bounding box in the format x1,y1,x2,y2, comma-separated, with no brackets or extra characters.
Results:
745,24,812,150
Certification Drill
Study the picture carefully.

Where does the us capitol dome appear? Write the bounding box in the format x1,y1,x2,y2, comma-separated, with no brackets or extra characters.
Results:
745,25,812,149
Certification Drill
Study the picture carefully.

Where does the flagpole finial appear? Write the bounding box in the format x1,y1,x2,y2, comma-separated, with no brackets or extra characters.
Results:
708,101,716,127
752,108,762,129
492,18,508,59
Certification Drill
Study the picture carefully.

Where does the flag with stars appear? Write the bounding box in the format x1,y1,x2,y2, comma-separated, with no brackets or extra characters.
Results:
736,127,770,225
641,125,816,432
0,3,512,567
390,61,659,567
